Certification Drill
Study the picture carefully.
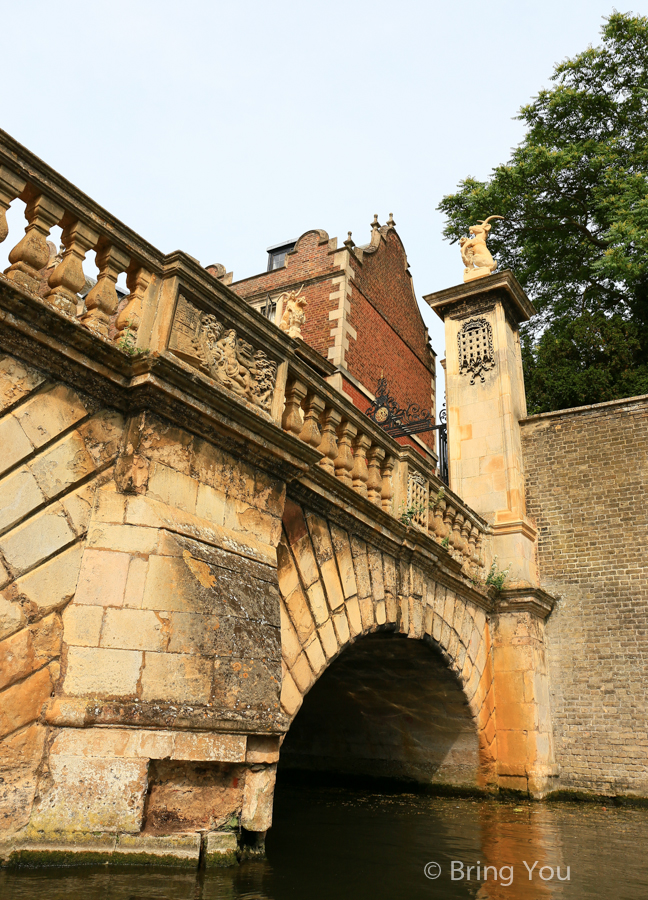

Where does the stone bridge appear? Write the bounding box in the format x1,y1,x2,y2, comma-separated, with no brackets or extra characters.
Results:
0,129,557,867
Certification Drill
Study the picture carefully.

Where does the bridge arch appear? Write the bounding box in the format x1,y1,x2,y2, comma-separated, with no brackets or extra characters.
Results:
277,500,497,789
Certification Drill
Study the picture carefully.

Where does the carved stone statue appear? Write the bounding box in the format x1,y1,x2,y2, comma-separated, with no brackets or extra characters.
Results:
278,287,307,339
459,215,504,282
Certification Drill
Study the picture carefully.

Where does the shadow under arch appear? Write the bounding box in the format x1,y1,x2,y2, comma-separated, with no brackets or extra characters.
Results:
279,630,479,788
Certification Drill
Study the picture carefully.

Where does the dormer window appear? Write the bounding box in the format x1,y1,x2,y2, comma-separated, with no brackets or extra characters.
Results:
267,240,296,272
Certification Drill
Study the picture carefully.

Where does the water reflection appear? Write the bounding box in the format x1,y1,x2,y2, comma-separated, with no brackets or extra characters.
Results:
2,786,647,900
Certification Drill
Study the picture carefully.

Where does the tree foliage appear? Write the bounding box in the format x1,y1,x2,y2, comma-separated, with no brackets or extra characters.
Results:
438,12,648,414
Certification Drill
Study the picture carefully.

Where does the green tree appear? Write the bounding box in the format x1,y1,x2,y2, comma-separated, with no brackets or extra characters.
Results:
438,11,648,414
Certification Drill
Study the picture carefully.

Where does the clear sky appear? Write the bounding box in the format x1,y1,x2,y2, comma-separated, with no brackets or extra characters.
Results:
1,0,636,401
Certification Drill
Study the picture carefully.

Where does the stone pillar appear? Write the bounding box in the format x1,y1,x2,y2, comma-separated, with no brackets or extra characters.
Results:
424,272,558,797
424,271,537,585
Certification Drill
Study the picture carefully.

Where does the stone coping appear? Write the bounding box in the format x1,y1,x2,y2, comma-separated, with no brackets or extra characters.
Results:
521,392,648,424
423,270,536,324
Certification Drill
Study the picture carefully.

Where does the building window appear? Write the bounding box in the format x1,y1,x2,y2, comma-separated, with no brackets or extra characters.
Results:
253,295,277,322
266,240,296,272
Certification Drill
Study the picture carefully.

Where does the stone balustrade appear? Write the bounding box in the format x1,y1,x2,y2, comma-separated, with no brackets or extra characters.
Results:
0,126,489,574
0,129,164,344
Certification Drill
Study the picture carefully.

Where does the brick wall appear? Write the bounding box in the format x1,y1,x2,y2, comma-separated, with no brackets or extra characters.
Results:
521,396,648,796
229,226,437,455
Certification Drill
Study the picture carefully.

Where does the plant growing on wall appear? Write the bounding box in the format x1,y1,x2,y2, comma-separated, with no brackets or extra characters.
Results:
438,12,648,414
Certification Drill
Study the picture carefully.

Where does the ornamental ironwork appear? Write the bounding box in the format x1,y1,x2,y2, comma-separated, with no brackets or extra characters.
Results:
365,378,448,484
458,317,495,384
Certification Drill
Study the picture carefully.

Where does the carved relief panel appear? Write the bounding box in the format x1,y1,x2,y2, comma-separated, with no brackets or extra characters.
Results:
169,294,278,412
458,317,495,384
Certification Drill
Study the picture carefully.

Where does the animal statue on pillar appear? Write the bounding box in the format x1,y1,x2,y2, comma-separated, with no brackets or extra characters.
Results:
278,286,307,339
459,215,504,282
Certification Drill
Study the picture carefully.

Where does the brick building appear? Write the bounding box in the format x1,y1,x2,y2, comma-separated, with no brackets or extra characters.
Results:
209,215,439,466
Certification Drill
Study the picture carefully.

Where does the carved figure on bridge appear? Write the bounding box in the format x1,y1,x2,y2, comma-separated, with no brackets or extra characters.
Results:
278,286,307,339
460,215,504,282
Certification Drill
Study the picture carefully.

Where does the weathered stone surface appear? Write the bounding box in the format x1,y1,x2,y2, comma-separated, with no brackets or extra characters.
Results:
15,542,84,616
0,593,26,641
64,646,142,697
0,355,45,414
144,760,244,834
51,727,246,762
0,665,55,738
62,604,104,647
241,765,276,832
114,831,201,865
204,831,238,867
212,657,281,711
0,613,62,690
0,505,75,575
101,608,168,652
73,549,131,607
0,723,46,833
0,467,44,533
29,755,149,833
140,651,212,704
14,384,92,449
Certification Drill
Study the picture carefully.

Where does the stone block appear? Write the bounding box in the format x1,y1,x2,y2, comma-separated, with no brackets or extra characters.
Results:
141,651,212,704
375,600,386,626
138,416,195,473
0,723,46,833
195,482,226,526
318,618,338,659
74,549,131,607
0,613,62,690
280,601,301,667
330,525,357,598
306,580,328,627
289,653,314,693
148,461,198,513
346,597,362,637
204,831,238,868
29,755,149,833
0,665,54,738
123,557,148,609
115,831,201,866
93,487,127,524
283,586,315,643
359,597,374,631
319,557,344,610
30,431,95,499
246,735,280,764
241,764,276,832
87,523,159,555
367,546,385,601
61,482,96,536
289,533,319,589
64,646,142,697
214,656,281,711
303,633,326,674
172,732,246,763
331,608,350,645
14,384,90,449
276,540,299,597
0,467,43,536
15,542,84,616
62,603,103,647
0,355,45,413
101,608,168,652
280,669,302,716
0,593,26,641
0,505,75,575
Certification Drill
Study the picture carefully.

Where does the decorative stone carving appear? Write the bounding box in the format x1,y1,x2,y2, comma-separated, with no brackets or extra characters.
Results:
169,295,277,412
459,215,503,282
278,287,306,339
458,317,495,384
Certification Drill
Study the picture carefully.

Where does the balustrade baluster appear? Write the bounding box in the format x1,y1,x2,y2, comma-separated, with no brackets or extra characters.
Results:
281,378,308,436
351,433,371,497
443,504,456,547
45,218,99,316
80,242,130,337
299,392,325,448
0,167,26,245
469,525,480,566
318,407,341,474
366,444,385,505
333,420,357,486
431,497,447,540
461,517,472,559
115,264,152,343
380,456,394,513
4,192,64,292
452,511,465,552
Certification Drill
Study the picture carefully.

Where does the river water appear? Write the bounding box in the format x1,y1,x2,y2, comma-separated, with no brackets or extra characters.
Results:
2,783,648,900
